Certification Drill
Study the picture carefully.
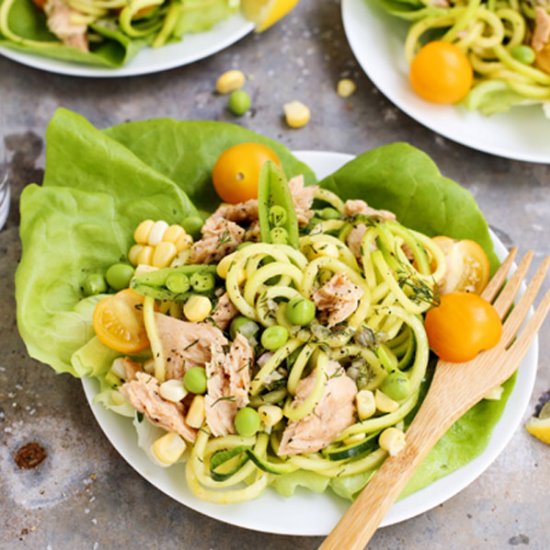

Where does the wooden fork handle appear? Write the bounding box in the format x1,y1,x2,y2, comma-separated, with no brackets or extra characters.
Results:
320,401,453,550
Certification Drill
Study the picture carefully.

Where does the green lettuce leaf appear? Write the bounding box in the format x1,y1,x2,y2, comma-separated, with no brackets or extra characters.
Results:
105,119,316,213
319,142,499,271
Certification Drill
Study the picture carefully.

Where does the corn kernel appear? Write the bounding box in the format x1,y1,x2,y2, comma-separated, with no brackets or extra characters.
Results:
484,385,504,400
152,241,178,268
216,69,246,94
356,390,376,420
133,264,158,278
375,389,399,413
134,219,154,244
151,432,187,466
163,224,185,244
284,100,311,129
184,296,212,323
337,78,357,98
110,358,127,380
258,405,283,428
128,244,144,266
186,395,205,428
175,232,193,252
148,220,169,245
379,427,406,457
170,250,190,268
137,245,154,266
159,379,188,403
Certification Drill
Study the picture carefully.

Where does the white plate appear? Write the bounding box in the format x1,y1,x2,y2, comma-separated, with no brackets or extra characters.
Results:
0,13,253,78
342,0,550,163
82,151,538,535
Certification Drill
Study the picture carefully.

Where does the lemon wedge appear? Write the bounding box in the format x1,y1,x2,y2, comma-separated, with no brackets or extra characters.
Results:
525,401,550,445
242,0,301,32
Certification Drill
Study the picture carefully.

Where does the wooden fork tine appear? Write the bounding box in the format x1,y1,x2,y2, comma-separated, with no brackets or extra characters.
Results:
506,288,550,366
482,247,518,303
492,250,534,316
500,258,550,347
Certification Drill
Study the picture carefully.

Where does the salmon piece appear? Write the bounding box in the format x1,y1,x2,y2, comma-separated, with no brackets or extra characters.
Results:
244,220,261,242
189,217,244,264
155,313,228,380
120,372,197,442
45,0,88,52
289,175,318,226
278,361,357,455
344,199,396,221
210,292,238,331
532,7,550,51
312,273,363,327
346,223,367,259
205,334,254,437
213,200,259,224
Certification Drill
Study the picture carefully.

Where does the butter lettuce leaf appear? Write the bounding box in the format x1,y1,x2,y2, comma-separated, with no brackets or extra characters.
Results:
319,142,499,271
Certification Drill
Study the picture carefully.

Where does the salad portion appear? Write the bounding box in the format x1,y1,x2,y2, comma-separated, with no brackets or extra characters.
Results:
0,0,294,67
377,0,550,115
16,110,513,504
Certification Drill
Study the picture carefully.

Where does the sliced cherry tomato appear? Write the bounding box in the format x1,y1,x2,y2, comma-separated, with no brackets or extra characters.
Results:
410,41,473,104
433,236,490,295
93,289,149,354
425,292,502,363
212,143,281,204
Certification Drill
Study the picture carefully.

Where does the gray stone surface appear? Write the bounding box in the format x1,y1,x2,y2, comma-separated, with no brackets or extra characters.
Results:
1,0,549,548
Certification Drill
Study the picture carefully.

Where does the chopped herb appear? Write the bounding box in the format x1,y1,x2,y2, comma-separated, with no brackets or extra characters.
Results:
136,412,144,423
211,395,236,407
183,339,200,352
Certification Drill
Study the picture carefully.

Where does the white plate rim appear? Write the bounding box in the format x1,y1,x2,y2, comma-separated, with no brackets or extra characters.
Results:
81,150,538,535
341,0,550,164
0,13,253,78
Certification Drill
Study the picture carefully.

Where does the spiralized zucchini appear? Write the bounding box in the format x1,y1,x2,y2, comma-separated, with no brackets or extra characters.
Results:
183,188,447,503
389,0,550,114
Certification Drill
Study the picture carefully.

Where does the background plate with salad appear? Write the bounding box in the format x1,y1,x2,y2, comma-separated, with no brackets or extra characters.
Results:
342,0,550,163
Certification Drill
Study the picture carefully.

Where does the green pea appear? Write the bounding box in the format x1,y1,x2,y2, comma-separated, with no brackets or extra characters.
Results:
270,227,289,244
319,207,341,220
190,271,215,292
510,45,535,65
234,407,261,437
261,325,289,351
82,273,107,297
380,371,411,401
228,90,251,116
230,316,260,341
166,273,190,294
269,205,288,227
285,297,316,326
105,263,134,291
183,367,207,394
182,216,203,238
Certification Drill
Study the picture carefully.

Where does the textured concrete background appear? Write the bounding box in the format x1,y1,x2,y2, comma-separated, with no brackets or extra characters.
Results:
1,0,549,548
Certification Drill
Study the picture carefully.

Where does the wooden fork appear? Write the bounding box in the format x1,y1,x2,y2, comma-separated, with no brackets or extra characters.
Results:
320,248,550,550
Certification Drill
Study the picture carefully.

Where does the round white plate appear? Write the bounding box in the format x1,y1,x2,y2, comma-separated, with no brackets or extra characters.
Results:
0,13,253,78
342,0,550,163
82,151,538,535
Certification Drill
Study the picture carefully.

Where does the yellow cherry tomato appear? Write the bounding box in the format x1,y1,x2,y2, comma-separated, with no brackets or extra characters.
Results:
410,41,473,104
93,289,149,354
432,236,491,294
212,143,281,204
425,292,502,363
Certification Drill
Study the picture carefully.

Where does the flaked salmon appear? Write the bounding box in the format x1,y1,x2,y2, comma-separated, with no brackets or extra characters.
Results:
120,372,197,442
344,199,396,221
45,0,88,52
312,273,363,327
205,334,254,437
278,360,357,455
210,292,238,331
189,217,244,264
155,313,228,380
289,175,317,226
533,7,550,51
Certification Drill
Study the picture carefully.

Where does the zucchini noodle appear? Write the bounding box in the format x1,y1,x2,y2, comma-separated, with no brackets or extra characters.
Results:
119,185,450,504
389,0,550,114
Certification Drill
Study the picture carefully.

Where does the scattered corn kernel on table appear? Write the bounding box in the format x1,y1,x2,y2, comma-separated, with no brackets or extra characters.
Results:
1,0,549,548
